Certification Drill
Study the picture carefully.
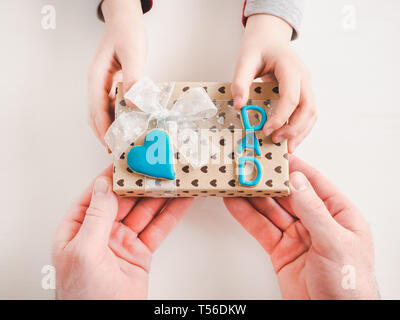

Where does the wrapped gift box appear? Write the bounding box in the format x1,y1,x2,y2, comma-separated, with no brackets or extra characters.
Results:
111,81,289,197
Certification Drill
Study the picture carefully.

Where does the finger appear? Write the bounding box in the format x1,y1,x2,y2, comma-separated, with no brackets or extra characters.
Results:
75,183,138,223
288,171,344,249
283,75,317,151
88,36,118,148
72,165,113,208
116,197,141,221
53,204,87,253
271,106,308,145
282,155,366,232
248,197,296,231
94,109,113,147
115,33,147,93
54,165,113,244
287,112,317,153
123,198,168,234
277,154,350,216
76,176,119,248
109,223,153,272
122,64,143,95
223,198,282,254
88,110,105,145
139,198,193,252
288,155,354,209
231,50,262,109
261,72,276,82
271,98,316,146
89,120,111,154
55,165,136,246
263,63,300,136
54,165,138,251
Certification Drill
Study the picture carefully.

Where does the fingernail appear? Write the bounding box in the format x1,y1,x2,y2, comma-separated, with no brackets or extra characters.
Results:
264,128,274,136
273,135,283,144
94,177,109,196
290,172,310,191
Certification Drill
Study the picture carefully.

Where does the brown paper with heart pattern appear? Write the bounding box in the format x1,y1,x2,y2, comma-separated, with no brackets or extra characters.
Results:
113,82,289,197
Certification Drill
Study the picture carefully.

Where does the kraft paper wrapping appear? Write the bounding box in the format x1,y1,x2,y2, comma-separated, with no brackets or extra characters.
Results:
113,82,289,197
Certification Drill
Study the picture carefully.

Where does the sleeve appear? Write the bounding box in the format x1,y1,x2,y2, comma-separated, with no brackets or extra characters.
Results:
97,0,153,22
242,0,305,40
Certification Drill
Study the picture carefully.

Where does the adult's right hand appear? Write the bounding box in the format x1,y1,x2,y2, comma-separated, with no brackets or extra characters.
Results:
224,155,379,300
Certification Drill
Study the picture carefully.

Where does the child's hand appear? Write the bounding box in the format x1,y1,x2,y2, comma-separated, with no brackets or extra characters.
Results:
224,155,379,300
52,166,193,299
232,14,317,153
88,0,147,149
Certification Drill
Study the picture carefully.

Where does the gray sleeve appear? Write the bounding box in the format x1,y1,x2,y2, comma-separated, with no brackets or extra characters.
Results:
244,0,305,40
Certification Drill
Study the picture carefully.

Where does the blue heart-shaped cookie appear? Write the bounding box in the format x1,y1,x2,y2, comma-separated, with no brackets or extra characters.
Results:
127,129,176,180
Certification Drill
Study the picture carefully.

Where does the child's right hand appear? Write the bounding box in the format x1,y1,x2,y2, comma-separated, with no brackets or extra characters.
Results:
88,0,147,149
232,14,317,153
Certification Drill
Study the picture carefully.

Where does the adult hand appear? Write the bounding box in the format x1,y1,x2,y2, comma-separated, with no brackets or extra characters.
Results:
232,14,317,153
53,166,193,299
224,155,379,300
88,0,147,148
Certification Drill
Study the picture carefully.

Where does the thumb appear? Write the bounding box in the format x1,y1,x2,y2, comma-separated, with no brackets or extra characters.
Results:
117,36,147,95
78,176,118,247
122,62,143,95
231,51,261,110
289,172,342,245
109,1,147,94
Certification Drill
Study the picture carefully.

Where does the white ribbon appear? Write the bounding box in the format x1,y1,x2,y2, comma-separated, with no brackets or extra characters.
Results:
105,77,218,167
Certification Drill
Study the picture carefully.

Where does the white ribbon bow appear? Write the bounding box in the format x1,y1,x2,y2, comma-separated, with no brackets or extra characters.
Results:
105,77,218,167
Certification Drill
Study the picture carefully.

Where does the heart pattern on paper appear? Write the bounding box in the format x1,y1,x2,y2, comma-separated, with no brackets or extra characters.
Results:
114,82,289,198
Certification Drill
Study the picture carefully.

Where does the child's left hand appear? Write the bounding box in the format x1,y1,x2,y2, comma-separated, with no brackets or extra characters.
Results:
232,14,317,153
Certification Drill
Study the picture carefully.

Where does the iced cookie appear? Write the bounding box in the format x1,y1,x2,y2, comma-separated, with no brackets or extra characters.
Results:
236,104,267,187
127,129,176,180
238,131,261,156
237,156,263,187
240,104,267,132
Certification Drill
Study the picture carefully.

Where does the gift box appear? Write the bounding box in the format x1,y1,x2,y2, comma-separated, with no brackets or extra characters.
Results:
108,79,289,197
